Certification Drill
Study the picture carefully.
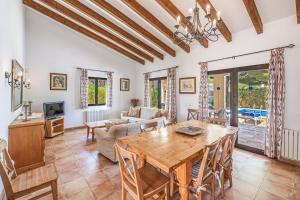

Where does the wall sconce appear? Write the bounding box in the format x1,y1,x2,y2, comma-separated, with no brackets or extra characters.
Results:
5,71,31,89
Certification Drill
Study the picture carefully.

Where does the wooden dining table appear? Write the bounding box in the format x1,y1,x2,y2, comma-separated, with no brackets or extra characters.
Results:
117,120,238,200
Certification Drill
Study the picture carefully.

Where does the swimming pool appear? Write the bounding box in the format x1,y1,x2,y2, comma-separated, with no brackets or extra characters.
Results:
238,108,268,117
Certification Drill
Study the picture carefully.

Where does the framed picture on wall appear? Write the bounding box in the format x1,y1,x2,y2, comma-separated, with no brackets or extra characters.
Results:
179,77,196,94
120,78,130,91
50,73,67,90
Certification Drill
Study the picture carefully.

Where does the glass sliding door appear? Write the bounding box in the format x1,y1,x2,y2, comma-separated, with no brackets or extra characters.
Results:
209,64,269,154
237,69,268,152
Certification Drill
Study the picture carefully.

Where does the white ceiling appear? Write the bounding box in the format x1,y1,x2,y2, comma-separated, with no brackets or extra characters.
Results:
33,0,297,62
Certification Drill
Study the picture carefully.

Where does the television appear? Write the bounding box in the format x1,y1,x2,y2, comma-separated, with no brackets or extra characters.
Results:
43,101,65,119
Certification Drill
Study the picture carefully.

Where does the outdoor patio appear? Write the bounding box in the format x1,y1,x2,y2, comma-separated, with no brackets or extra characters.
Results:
238,123,266,150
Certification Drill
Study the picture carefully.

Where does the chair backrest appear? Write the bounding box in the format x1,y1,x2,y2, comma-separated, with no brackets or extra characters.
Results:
196,139,222,185
216,109,226,119
0,148,17,198
163,118,173,127
114,143,143,199
141,121,157,132
219,133,237,165
208,117,226,126
187,109,199,120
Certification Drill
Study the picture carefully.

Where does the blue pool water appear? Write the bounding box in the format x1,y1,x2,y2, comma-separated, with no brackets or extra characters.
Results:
238,108,267,117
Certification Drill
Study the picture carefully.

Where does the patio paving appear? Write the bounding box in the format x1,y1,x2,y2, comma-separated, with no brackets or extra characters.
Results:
238,123,266,150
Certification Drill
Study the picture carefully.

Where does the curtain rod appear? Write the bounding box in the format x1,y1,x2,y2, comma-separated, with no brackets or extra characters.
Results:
143,66,178,74
198,44,295,64
76,67,114,73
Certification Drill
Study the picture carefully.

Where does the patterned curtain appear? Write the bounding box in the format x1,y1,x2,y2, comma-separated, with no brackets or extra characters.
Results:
166,68,177,122
80,69,88,109
265,48,285,158
144,73,150,107
107,72,113,107
198,62,209,120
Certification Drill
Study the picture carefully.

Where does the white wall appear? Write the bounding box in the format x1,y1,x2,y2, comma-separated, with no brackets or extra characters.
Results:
0,0,25,140
24,8,138,128
136,15,300,130
0,0,25,194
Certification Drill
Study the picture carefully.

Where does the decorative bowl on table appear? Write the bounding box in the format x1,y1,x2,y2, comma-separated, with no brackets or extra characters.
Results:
176,126,207,136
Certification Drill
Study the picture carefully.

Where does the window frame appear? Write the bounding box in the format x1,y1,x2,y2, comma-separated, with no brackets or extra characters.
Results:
88,77,107,106
149,76,167,109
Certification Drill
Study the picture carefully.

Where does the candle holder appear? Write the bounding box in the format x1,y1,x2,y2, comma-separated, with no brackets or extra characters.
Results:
28,101,32,116
23,104,30,122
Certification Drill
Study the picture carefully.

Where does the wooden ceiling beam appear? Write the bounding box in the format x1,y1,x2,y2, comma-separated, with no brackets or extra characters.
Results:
296,0,300,23
63,0,164,60
242,0,263,34
41,0,153,62
23,0,145,65
155,0,208,48
197,0,232,42
91,0,176,57
121,0,190,53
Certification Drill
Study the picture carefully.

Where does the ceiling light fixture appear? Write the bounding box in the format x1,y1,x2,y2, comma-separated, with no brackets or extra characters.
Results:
173,0,222,45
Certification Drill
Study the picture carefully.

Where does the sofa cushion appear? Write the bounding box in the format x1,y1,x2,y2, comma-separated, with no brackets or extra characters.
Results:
140,107,159,120
121,116,143,123
128,106,141,117
105,119,128,130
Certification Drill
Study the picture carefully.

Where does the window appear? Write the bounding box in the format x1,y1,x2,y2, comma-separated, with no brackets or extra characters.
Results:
88,77,107,106
149,77,167,109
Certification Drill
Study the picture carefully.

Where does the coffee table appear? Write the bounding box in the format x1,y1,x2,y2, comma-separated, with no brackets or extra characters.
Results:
85,120,108,142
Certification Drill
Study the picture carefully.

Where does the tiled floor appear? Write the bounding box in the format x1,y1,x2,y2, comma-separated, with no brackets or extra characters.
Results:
29,128,299,200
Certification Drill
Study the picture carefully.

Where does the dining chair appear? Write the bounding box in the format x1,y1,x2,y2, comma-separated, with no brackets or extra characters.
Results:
163,118,174,127
187,109,199,120
218,132,237,198
141,121,158,132
215,108,226,119
190,139,222,200
114,143,170,200
208,117,226,126
0,148,58,200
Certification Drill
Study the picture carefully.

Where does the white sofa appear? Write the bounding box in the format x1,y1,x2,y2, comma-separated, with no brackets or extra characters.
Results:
95,122,141,163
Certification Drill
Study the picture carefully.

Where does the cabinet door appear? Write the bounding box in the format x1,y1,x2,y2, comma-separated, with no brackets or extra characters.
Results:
9,125,45,171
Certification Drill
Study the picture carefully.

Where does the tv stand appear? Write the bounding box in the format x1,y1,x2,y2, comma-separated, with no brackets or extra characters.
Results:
45,117,64,138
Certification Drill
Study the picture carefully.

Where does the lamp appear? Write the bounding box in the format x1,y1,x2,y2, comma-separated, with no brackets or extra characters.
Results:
5,71,31,89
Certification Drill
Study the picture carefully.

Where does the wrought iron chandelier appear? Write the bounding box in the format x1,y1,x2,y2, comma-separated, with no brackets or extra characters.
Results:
173,0,222,45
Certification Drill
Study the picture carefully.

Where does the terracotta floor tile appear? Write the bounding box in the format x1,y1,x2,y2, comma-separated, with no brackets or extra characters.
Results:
61,177,89,198
260,178,295,199
255,188,287,200
91,180,116,199
84,171,109,188
66,188,95,200
264,171,295,188
223,189,252,200
231,177,260,199
58,169,83,185
234,170,265,187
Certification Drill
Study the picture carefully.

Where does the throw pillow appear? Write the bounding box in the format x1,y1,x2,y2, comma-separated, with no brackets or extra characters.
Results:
153,110,162,118
128,106,140,117
160,110,169,118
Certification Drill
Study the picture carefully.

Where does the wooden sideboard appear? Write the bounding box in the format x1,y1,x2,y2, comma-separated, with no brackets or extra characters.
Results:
8,115,45,173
